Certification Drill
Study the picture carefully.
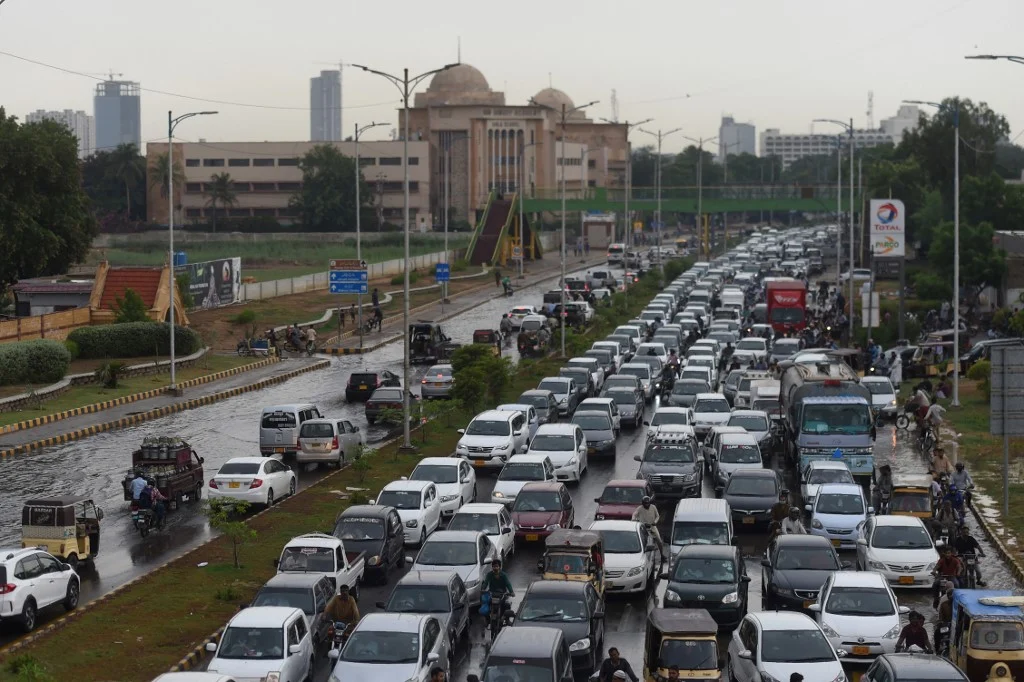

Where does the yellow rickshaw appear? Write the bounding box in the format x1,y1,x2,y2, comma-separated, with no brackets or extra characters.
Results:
537,529,605,596
949,590,1024,682
889,474,934,519
22,496,103,570
643,608,721,681
905,341,956,379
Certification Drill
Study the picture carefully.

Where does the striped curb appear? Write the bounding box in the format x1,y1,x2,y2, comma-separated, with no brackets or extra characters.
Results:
967,494,1024,585
0,359,329,458
0,357,279,437
170,627,226,672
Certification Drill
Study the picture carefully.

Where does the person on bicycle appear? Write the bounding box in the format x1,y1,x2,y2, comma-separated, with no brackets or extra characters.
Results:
954,526,987,586
481,558,514,624
631,496,663,559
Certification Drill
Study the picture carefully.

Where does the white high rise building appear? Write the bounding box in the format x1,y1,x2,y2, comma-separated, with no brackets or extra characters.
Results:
310,70,342,142
718,116,756,161
26,109,96,158
880,105,921,143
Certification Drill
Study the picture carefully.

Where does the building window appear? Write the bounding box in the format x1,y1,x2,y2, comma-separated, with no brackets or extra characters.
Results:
228,208,251,217
185,183,202,193
202,158,225,167
278,158,299,166
587,159,596,169
382,181,403,192
358,157,376,167
588,180,597,187
185,208,202,218
277,181,301,191
407,156,419,165
253,158,275,167
232,182,250,192
228,158,251,167
277,207,299,217
251,182,276,192
185,158,200,167
379,157,402,166
408,181,419,191
253,208,276,217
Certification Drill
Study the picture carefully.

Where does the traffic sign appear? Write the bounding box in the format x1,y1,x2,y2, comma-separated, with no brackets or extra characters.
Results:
435,263,450,283
330,282,367,294
633,221,643,232
330,259,367,269
329,271,368,282
329,258,368,295
511,246,523,259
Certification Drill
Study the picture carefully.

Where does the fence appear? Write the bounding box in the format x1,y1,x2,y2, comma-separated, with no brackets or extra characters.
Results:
0,307,91,343
239,248,464,302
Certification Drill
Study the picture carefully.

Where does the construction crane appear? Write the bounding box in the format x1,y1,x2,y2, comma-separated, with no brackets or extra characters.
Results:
610,89,619,123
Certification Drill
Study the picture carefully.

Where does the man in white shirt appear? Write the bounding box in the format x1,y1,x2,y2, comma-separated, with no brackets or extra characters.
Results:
781,507,806,535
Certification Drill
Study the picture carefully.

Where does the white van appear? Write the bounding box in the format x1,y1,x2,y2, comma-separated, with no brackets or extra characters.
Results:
669,498,733,557
260,403,323,456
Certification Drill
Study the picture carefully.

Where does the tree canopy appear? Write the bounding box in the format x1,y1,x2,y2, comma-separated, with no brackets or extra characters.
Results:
289,144,372,232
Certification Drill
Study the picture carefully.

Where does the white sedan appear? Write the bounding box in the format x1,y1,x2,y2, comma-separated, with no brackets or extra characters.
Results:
373,480,443,546
208,457,297,507
840,268,873,283
526,424,588,483
809,571,909,661
448,503,516,562
855,516,939,589
589,520,659,593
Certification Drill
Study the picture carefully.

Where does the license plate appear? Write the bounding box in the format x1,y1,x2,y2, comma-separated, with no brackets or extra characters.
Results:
899,576,914,585
803,600,813,608
229,482,241,489
274,447,285,453
831,539,841,547
588,448,596,454
525,533,539,541
359,385,367,390
432,382,443,387
473,460,486,467
852,646,870,656
743,516,755,524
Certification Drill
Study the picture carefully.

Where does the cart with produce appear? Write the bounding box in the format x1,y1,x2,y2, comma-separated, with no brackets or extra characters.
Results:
120,436,206,511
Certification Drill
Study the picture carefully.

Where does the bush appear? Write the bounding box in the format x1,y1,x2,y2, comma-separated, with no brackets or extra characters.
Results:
390,270,421,286
176,273,194,309
68,322,203,359
912,271,952,302
112,288,151,323
96,361,125,389
228,309,257,325
967,359,991,399
63,339,79,361
0,340,71,386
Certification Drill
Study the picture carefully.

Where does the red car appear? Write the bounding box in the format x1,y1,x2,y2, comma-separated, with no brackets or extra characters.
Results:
593,479,655,521
511,481,575,542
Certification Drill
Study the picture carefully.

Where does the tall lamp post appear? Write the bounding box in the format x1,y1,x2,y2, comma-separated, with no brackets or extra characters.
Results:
720,140,742,252
517,140,540,281
681,135,718,257
167,110,217,392
905,98,961,406
353,121,387,350
639,127,682,269
353,61,459,449
815,118,855,341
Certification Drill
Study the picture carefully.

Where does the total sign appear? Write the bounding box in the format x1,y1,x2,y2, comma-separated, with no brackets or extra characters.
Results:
869,199,906,258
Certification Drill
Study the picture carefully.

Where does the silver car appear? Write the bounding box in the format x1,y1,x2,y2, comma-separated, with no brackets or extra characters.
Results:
406,530,497,606
420,364,454,399
328,612,450,682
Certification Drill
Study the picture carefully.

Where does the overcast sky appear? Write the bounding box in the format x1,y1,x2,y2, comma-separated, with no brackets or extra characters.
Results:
1,0,1021,154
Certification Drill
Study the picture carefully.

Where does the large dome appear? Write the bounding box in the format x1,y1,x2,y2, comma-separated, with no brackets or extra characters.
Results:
427,64,490,93
532,87,578,114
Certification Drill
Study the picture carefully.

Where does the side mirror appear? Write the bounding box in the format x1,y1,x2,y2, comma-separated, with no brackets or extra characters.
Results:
198,457,206,464
501,527,512,534
354,426,360,432
867,506,875,515
96,508,105,520
205,642,218,653
808,603,821,612
288,644,302,656
856,538,867,546
841,561,853,570
537,559,544,572
427,652,440,664
741,575,751,583
633,455,642,462
805,504,812,512
328,649,340,660
761,559,771,568
514,430,523,437
592,609,605,620
468,676,481,682
738,649,753,661
643,420,650,426
369,499,376,505
899,605,911,614
405,556,414,564
376,601,386,609
660,570,670,580
457,429,466,435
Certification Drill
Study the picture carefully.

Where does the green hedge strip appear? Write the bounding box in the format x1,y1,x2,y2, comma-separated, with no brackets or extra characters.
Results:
0,340,71,386
67,322,203,359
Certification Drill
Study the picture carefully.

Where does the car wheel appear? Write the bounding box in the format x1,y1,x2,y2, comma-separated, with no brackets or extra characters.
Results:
727,657,740,682
65,553,79,572
20,599,36,633
289,478,296,497
193,481,203,501
338,452,346,468
266,488,275,507
63,579,79,611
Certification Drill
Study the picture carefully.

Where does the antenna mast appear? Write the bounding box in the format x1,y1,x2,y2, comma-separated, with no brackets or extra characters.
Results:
866,91,874,129
611,89,619,123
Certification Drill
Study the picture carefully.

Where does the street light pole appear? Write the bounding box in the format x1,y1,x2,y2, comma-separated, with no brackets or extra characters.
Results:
354,61,459,448
639,128,682,270
167,110,217,392
815,118,856,340
354,121,386,350
681,135,718,258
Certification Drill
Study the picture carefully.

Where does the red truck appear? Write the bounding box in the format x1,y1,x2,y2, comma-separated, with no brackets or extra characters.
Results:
765,278,807,334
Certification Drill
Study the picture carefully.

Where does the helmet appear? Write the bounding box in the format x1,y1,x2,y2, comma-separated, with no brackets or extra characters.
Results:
788,507,801,516
955,461,964,470
642,496,652,505
781,488,790,496
949,484,958,492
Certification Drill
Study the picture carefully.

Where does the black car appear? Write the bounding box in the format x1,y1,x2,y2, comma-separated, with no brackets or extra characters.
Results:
669,379,712,408
345,370,400,402
518,389,559,425
511,580,605,673
559,367,593,402
377,569,470,648
863,654,969,682
365,387,420,425
602,387,645,428
634,432,702,499
761,534,847,612
662,544,750,629
605,334,637,361
723,468,783,529
333,505,405,584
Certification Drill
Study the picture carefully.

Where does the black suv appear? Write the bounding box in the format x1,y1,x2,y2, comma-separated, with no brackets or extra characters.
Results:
663,544,750,629
634,431,702,499
345,370,400,402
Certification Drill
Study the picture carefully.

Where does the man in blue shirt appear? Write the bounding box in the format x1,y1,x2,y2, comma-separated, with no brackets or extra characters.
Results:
130,470,148,500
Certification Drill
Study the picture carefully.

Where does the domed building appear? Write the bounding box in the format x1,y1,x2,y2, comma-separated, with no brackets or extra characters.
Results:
414,64,504,108
530,88,589,119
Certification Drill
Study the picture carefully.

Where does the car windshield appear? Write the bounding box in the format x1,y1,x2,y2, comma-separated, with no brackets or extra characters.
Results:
672,522,730,546
653,411,690,426
218,626,283,660
530,435,575,452
726,476,777,497
775,547,840,571
659,639,719,671
519,596,587,622
219,462,261,475
825,586,895,616
673,557,737,584
449,512,500,535
483,664,555,682
300,422,335,438
816,493,864,515
252,587,314,615
872,524,933,549
386,585,451,613
619,366,650,380
674,381,710,396
772,340,801,355
411,464,458,484
602,529,643,553
606,377,638,390
350,373,378,385
417,540,477,566
725,371,743,387
521,395,550,411
761,630,836,663
719,444,761,464
341,631,420,663
971,621,1024,651
538,380,568,394
499,463,546,481
572,414,612,430
467,420,511,436
335,518,385,541
278,546,335,572
645,444,696,463
599,486,646,505
802,404,872,435
376,490,422,510
736,340,765,351
512,492,562,512
864,381,895,395
607,391,638,407
694,399,730,413
807,469,855,486
371,388,402,401
729,415,768,431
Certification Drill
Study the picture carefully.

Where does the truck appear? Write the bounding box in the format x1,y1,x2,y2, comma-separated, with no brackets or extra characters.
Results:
779,362,875,482
275,532,366,597
121,437,205,510
765,278,807,334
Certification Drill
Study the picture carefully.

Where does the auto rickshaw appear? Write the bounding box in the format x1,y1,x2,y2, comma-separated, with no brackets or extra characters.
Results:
904,341,956,379
948,589,1024,682
537,529,605,596
643,608,721,681
21,496,103,569
472,329,501,356
889,474,934,519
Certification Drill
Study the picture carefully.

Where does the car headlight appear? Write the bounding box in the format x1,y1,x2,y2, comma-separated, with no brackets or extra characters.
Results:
722,591,739,604
811,519,823,529
559,397,568,405
829,673,847,682
367,555,380,566
664,590,681,603
868,560,886,571
569,637,591,652
883,623,902,640
595,513,605,520
456,445,468,453
465,579,480,590
627,565,645,577
681,473,695,482
820,621,839,637
328,674,341,682
405,519,419,528
771,585,793,596
546,524,562,531
441,494,458,502
492,491,505,498
596,439,615,447
890,399,897,406
925,562,936,573
567,458,577,466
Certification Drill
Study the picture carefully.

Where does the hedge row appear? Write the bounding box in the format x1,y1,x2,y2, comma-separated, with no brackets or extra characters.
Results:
0,340,71,386
68,322,203,359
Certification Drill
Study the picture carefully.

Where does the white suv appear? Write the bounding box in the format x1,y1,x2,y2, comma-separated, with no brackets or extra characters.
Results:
456,410,530,469
0,547,80,632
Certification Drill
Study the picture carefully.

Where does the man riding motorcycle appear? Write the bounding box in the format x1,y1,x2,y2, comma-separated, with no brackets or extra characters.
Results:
954,526,987,586
932,547,964,608
770,490,791,524
873,464,894,513
950,461,974,505
631,496,664,560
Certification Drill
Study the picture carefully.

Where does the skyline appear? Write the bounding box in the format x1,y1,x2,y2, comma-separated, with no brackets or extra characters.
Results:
2,0,1022,154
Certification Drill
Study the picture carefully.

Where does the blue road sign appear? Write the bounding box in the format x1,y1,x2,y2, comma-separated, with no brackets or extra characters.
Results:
435,263,450,282
330,282,368,294
329,270,368,283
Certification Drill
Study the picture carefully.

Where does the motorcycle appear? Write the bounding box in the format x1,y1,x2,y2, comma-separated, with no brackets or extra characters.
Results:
962,553,978,589
130,501,155,538
284,339,316,356
328,621,350,653
935,623,951,657
878,489,892,515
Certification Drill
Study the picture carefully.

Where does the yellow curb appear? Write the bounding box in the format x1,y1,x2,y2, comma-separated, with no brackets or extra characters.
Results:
169,628,226,672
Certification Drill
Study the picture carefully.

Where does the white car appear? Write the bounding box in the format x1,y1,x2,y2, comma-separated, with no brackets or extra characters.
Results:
0,547,79,633
801,460,855,505
577,397,621,434
408,457,477,517
519,314,548,333
840,268,873,283
328,613,449,682
636,342,669,368
692,393,733,440
373,480,443,546
490,454,556,506
455,409,530,469
728,611,845,682
588,520,659,593
495,404,540,440
855,515,939,589
646,406,694,440
537,377,578,417
807,483,871,550
617,363,655,401
509,305,538,328
448,502,516,562
809,571,909,660
297,418,365,467
732,338,769,365
206,606,313,682
861,376,898,419
685,356,719,388
526,423,588,483
209,457,297,508
408,530,497,606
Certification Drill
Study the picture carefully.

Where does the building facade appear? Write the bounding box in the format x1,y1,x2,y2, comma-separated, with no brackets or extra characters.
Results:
880,105,921,143
760,128,894,168
94,80,141,151
145,140,430,228
718,116,756,161
310,70,342,142
25,109,95,158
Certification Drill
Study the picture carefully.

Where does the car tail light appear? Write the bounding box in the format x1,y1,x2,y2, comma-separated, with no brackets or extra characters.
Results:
0,584,15,595
250,479,264,489
209,479,218,489
421,378,428,384
331,436,339,450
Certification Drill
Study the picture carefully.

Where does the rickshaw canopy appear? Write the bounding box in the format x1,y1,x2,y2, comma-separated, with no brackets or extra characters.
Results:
544,529,602,550
22,497,95,526
473,330,499,344
647,608,719,636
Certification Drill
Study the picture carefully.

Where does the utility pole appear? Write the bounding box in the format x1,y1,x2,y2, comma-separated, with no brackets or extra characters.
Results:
639,127,682,271
354,121,386,349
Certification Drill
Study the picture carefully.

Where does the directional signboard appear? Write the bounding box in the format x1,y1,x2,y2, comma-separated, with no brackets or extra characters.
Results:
329,258,368,294
435,263,450,283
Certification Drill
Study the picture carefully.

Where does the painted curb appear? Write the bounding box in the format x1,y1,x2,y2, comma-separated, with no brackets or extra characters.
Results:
169,627,226,672
0,359,329,458
967,494,1024,585
0,356,279,437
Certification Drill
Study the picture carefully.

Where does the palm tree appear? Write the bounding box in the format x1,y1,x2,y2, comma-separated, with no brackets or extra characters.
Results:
204,172,237,232
107,143,145,219
149,152,186,223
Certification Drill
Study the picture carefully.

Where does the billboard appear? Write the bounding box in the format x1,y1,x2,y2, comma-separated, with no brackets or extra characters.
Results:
176,257,241,310
869,199,906,257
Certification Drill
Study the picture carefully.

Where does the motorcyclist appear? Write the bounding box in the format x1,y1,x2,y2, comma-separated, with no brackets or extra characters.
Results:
934,581,954,653
289,323,302,350
909,383,932,429
372,305,384,331
873,464,894,512
770,490,791,524
896,611,933,653
499,314,513,336
129,468,148,501
931,446,953,476
944,483,966,523
141,478,167,529
781,507,806,535
660,362,676,395
932,500,958,541
324,583,361,624
951,461,974,501
954,526,987,586
932,547,964,608
631,496,664,559
719,343,734,373
667,349,681,374
481,558,514,626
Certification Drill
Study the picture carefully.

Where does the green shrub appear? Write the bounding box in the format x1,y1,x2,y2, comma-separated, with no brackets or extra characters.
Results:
176,273,195,309
228,309,257,325
967,359,991,399
96,361,125,389
912,271,952,302
112,287,151,323
68,322,203,359
0,340,71,386
390,270,421,286
63,339,79,361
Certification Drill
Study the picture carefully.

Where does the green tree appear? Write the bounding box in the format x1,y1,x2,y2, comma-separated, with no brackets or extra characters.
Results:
910,189,945,253
629,145,658,188
112,287,150,322
205,501,257,569
662,145,721,187
928,220,1007,305
0,109,97,295
149,151,185,199
204,172,238,232
107,143,146,220
289,144,370,232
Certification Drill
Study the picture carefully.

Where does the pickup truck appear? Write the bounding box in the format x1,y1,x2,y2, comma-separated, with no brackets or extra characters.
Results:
276,532,366,597
121,437,205,511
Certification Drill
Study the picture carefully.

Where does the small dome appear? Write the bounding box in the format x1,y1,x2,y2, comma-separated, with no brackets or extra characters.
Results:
427,64,490,93
532,87,578,115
